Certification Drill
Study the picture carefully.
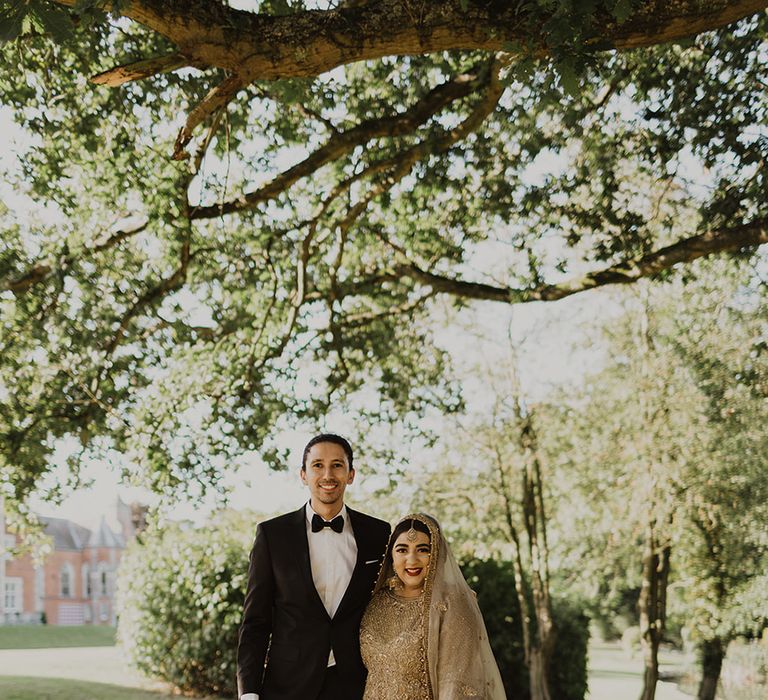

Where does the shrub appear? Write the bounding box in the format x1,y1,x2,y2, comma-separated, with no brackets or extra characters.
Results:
551,597,590,700
117,514,251,697
462,558,527,694
461,558,590,700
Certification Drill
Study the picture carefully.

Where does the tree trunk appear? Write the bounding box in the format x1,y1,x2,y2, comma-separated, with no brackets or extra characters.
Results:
636,291,672,700
697,637,725,700
491,353,557,700
529,647,553,700
519,414,556,700
638,526,671,700
493,442,533,669
492,414,556,700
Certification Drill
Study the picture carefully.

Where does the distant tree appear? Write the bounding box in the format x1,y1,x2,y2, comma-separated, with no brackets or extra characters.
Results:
662,271,768,700
556,259,768,700
413,345,560,700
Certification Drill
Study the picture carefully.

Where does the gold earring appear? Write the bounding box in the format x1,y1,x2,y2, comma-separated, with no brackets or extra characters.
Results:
387,575,402,590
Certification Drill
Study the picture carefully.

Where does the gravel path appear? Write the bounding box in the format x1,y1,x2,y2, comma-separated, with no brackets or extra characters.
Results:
0,646,168,692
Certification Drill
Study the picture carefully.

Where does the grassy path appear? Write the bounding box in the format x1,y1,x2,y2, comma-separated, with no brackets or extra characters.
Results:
0,645,224,699
0,646,172,694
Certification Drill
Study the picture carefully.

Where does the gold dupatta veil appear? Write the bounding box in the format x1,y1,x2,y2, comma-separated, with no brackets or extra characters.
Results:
372,514,507,700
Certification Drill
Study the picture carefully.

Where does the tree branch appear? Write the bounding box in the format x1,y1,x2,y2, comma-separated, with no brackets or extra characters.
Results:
345,218,768,305
92,219,149,252
3,220,149,295
90,52,189,87
329,56,503,230
232,61,502,383
241,250,280,392
189,64,487,219
54,1,768,81
173,73,244,159
342,290,436,327
3,264,53,295
104,235,191,356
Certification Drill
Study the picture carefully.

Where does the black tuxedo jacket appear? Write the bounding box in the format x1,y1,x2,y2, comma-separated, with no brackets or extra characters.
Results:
236,505,390,700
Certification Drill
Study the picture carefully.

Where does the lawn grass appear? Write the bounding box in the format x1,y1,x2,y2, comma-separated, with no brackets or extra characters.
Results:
0,625,115,649
0,676,178,700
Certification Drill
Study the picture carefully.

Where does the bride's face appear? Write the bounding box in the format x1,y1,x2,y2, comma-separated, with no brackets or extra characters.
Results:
392,530,431,595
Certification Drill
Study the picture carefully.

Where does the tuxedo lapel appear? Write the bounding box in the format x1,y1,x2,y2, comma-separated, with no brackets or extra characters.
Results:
334,507,377,619
290,505,331,621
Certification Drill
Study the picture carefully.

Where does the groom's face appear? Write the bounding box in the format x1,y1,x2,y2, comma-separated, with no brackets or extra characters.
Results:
300,442,355,508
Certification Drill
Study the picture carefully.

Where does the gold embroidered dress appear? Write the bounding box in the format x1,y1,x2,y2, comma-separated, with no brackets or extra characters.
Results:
360,514,508,700
360,590,430,700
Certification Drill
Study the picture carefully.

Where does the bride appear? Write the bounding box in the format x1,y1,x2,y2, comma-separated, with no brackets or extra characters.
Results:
360,513,507,699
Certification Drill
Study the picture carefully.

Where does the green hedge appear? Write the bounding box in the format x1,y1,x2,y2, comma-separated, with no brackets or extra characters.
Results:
462,558,589,700
118,522,588,699
117,517,249,697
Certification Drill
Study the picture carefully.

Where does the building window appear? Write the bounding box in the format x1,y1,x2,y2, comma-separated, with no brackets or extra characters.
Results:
4,578,23,613
82,564,91,597
60,564,73,598
100,570,108,596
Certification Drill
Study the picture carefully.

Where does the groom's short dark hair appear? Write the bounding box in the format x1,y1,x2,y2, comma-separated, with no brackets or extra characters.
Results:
301,433,354,471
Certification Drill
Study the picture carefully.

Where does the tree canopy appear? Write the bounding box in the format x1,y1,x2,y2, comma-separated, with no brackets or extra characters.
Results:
1,1,767,509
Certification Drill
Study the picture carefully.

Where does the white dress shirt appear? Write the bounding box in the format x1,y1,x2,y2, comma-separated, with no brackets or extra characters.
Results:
240,502,357,700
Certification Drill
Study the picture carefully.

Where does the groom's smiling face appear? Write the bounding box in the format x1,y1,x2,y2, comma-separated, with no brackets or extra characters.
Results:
301,441,355,511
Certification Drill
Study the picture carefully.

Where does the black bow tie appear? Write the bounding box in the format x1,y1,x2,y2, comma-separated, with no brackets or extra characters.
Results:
311,513,344,533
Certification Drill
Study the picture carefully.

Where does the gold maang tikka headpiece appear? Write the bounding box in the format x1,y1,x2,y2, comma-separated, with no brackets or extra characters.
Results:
406,519,418,541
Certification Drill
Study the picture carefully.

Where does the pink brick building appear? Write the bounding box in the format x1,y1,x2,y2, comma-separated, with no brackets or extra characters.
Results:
1,498,147,625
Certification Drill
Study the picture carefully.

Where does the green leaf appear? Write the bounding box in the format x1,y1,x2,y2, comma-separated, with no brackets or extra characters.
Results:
72,0,106,24
73,0,100,11
669,36,697,50
0,1,27,44
35,2,74,42
502,40,525,55
263,0,292,15
557,60,581,96
612,0,634,23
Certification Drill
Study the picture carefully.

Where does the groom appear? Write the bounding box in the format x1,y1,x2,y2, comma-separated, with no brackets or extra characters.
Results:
237,433,390,700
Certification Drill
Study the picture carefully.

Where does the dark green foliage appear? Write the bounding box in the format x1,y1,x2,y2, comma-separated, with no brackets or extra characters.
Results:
0,1,70,43
550,598,590,700
586,583,639,640
462,558,527,694
461,558,590,700
0,1,129,43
